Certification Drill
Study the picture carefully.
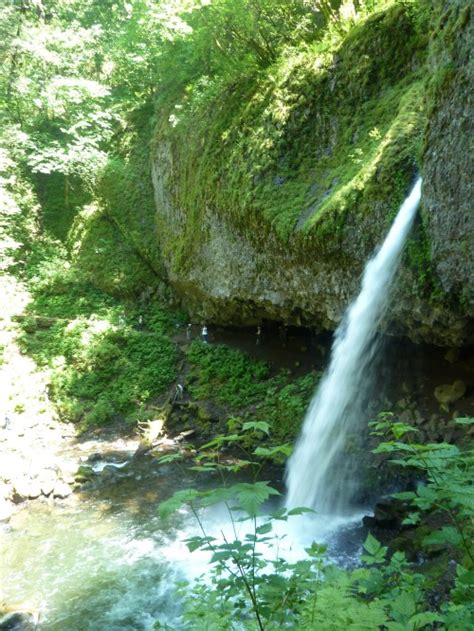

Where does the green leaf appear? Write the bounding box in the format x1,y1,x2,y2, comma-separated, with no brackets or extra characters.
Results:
363,533,382,556
199,486,234,507
242,420,270,434
408,611,445,628
269,507,288,521
372,442,398,454
402,512,421,526
423,526,463,547
256,521,273,535
233,481,280,517
390,592,417,620
253,444,292,457
392,491,416,501
200,434,241,450
158,488,201,519
156,453,182,465
287,506,316,516
455,417,474,425
186,536,215,552
305,542,327,557
456,567,474,585
391,422,418,439
211,550,233,563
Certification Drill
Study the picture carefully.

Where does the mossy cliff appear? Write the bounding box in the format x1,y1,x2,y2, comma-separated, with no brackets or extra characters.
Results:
150,2,473,346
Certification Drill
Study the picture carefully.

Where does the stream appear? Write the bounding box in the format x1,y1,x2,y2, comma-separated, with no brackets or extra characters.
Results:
1,324,472,630
0,454,366,630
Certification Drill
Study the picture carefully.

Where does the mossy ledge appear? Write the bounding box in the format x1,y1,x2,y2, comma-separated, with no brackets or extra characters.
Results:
150,1,472,346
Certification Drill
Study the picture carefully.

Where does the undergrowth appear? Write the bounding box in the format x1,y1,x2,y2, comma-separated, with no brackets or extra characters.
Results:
187,341,318,448
156,417,474,630
17,250,180,430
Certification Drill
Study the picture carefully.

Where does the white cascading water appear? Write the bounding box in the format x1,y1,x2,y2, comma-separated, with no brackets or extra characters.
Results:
286,178,422,515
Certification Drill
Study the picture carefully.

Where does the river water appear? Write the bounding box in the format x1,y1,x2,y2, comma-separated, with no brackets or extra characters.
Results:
1,454,366,630
1,458,192,629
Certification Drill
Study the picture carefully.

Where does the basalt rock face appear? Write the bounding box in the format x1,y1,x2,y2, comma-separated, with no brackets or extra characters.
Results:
151,4,473,347
422,2,474,323
152,146,357,330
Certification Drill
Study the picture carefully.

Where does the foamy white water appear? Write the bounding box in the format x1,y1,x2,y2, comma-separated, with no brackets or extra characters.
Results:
286,178,422,515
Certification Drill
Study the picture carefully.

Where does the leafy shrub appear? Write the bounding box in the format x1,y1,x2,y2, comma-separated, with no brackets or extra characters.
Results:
187,341,318,447
187,341,271,407
156,418,474,630
17,240,179,429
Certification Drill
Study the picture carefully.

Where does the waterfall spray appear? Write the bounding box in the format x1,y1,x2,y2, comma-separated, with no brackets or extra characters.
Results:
286,178,422,515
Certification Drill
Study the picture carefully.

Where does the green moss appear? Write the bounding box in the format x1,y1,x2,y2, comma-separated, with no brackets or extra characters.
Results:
68,202,158,298
155,2,430,274
97,107,164,277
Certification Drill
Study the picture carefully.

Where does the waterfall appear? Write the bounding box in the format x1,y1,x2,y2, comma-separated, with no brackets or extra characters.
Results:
286,178,422,515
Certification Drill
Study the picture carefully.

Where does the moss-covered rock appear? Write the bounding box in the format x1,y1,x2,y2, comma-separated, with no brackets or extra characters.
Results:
422,2,473,329
68,202,158,298
97,108,166,281
150,1,472,346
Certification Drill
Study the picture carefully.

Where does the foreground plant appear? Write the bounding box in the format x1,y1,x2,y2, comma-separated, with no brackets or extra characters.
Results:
155,418,474,630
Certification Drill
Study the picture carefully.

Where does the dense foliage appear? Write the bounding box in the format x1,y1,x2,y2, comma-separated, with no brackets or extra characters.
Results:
1,1,472,629
158,418,474,630
187,340,318,447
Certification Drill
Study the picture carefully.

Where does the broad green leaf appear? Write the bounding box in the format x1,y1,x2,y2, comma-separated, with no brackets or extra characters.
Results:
455,417,474,425
390,591,417,620
158,488,201,519
253,444,292,457
269,507,288,521
363,533,382,556
423,526,463,547
408,611,445,628
186,536,215,552
233,481,280,517
287,506,316,516
256,521,273,535
392,491,416,501
242,420,270,434
391,422,418,439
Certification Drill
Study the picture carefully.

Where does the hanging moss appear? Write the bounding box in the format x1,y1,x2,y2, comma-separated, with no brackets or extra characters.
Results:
155,3,430,272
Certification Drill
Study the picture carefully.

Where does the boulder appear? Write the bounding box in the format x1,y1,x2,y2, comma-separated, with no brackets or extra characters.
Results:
434,380,466,405
74,465,95,484
11,478,42,502
0,612,36,631
52,481,72,499
371,498,409,528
